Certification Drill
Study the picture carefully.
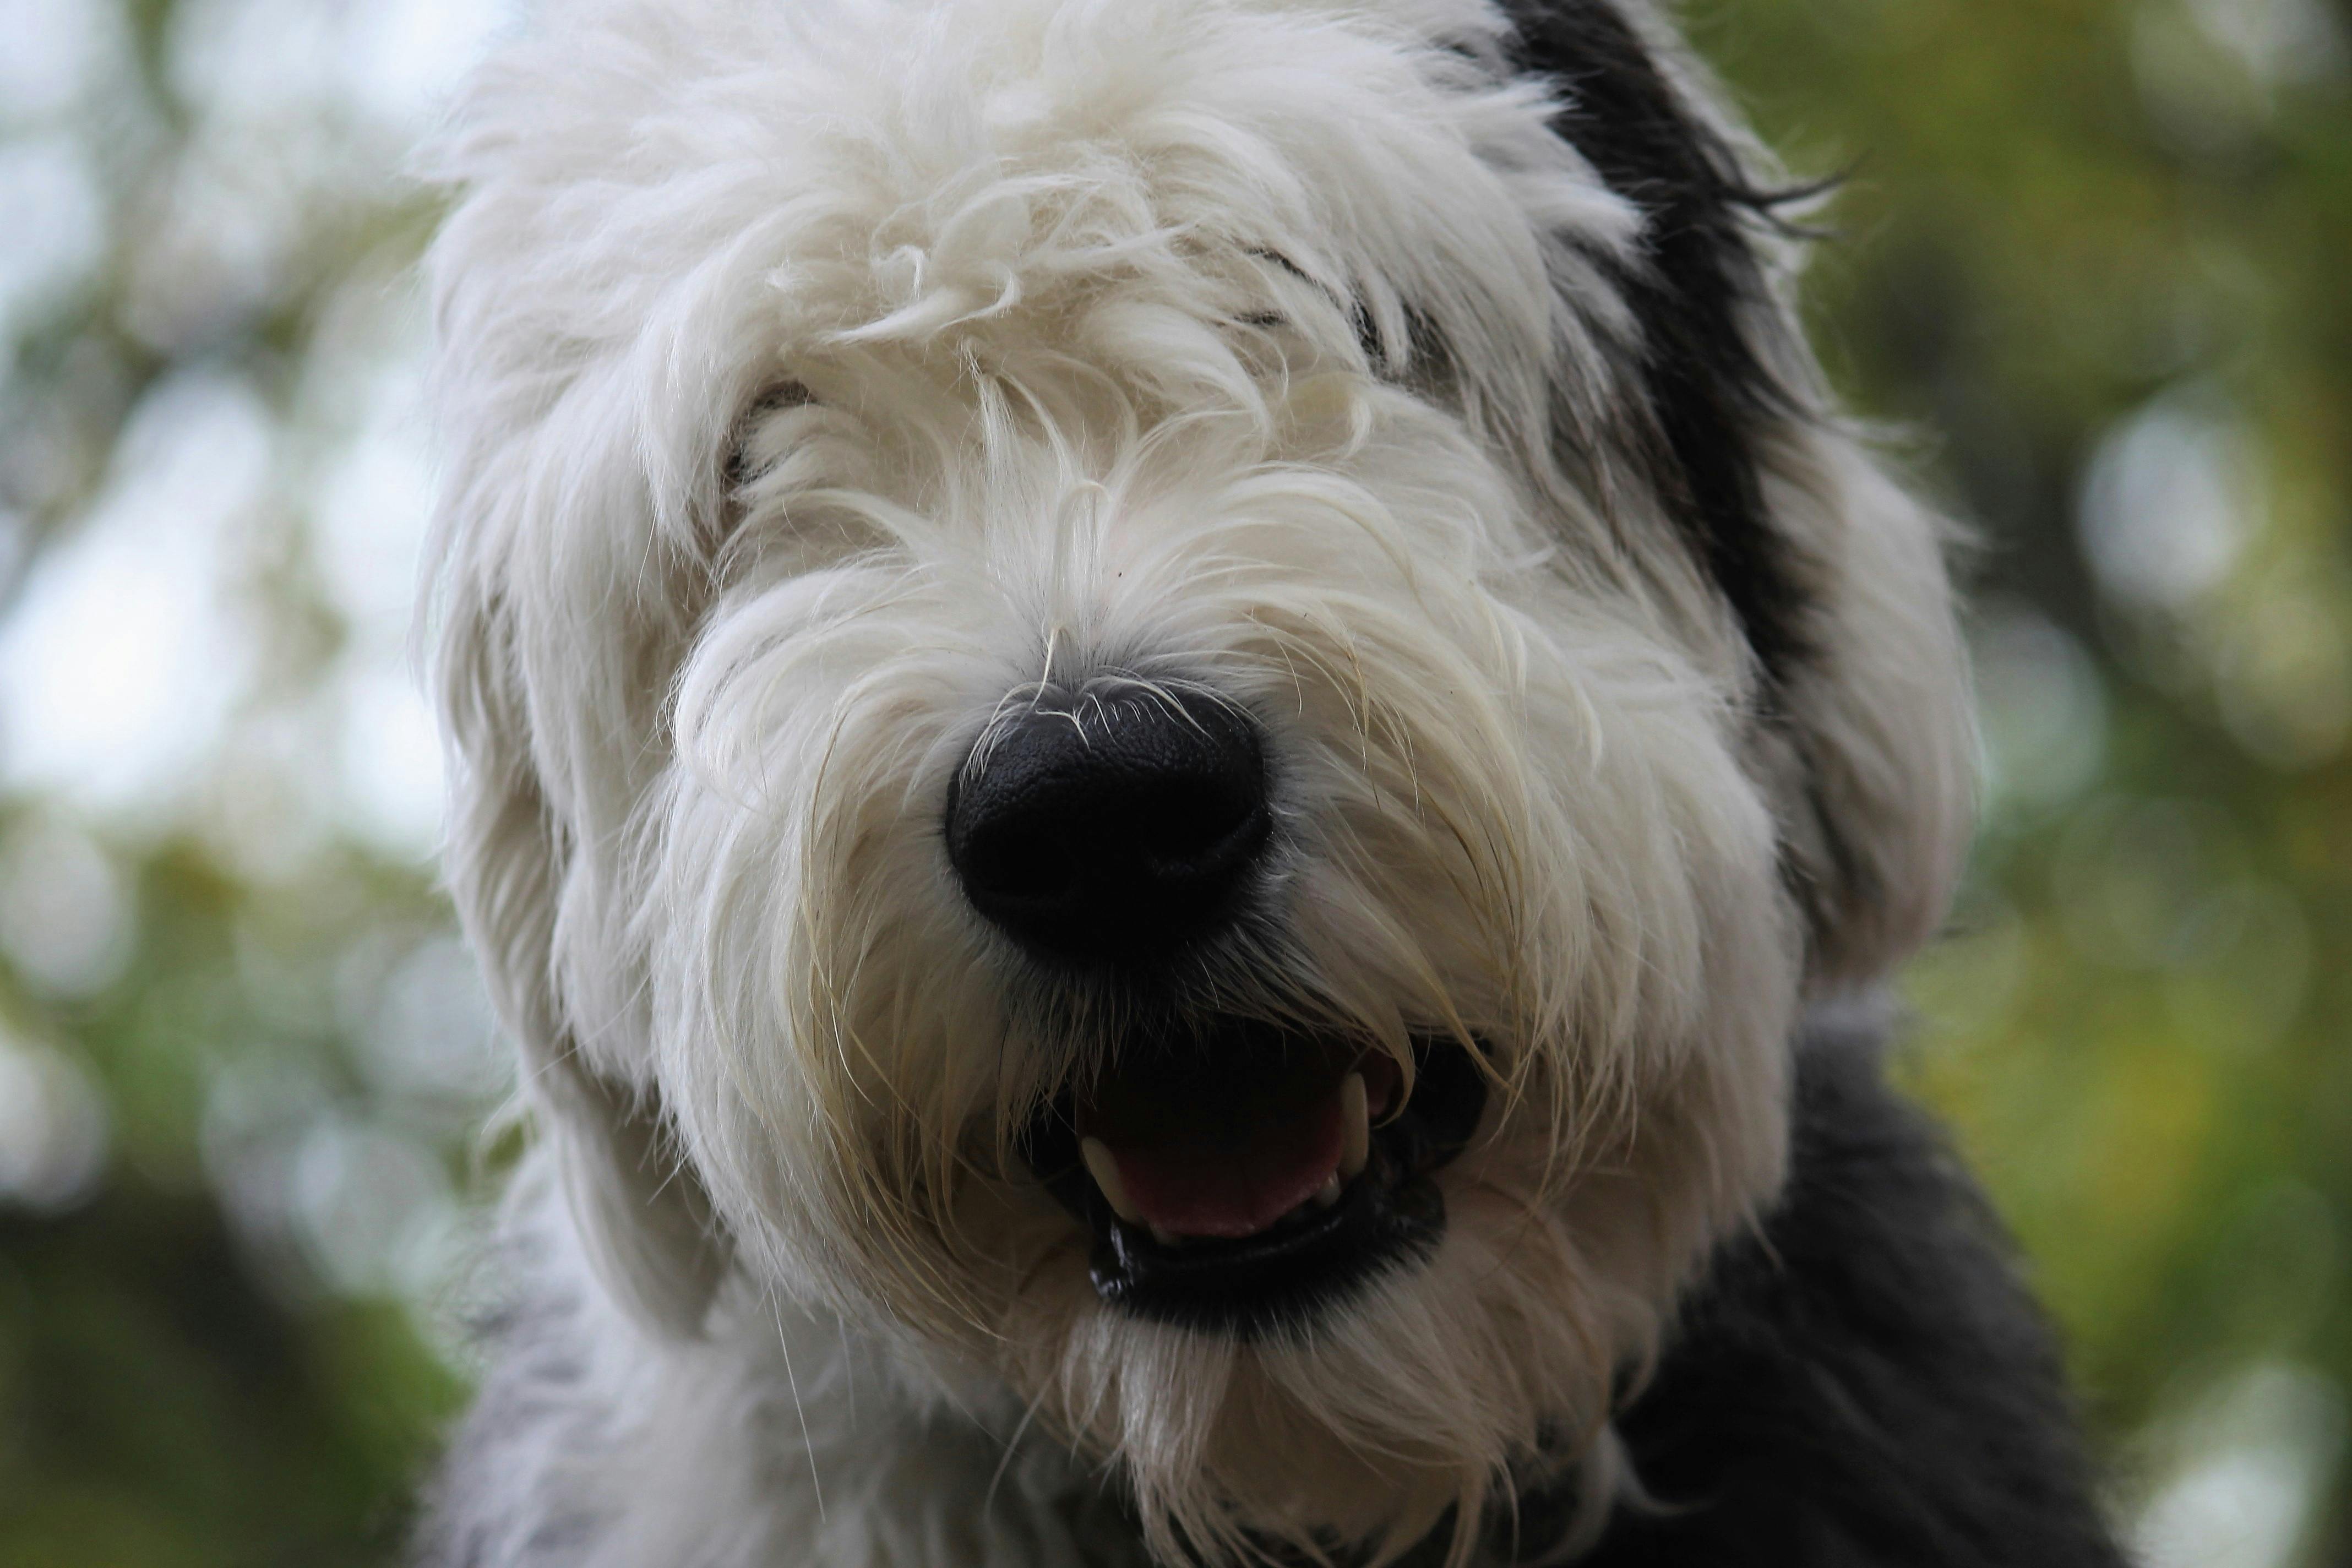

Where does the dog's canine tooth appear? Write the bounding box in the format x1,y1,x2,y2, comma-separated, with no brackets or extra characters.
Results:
1149,1225,1184,1248
1339,1073,1369,1180
1313,1174,1342,1208
1081,1136,1145,1225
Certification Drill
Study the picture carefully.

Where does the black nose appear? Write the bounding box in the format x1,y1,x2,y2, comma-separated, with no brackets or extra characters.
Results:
946,689,1272,965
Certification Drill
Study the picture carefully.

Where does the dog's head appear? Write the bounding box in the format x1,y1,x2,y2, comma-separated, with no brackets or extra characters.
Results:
423,0,1972,1559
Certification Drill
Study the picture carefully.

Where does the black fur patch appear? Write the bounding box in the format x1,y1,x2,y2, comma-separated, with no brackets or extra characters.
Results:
1517,1008,2127,1566
1499,0,1815,682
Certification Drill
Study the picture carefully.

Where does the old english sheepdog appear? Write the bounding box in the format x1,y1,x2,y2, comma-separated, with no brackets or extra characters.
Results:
413,2,2130,1564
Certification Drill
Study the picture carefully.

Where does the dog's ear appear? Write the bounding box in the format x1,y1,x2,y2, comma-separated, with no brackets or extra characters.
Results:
434,570,730,1335
1750,438,1975,989
420,57,762,1331
1501,0,1975,984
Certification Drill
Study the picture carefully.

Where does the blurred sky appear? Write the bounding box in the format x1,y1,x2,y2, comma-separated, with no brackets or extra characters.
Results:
0,0,507,842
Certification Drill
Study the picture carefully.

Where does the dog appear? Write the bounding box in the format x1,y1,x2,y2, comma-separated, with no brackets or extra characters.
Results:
412,2,2131,1564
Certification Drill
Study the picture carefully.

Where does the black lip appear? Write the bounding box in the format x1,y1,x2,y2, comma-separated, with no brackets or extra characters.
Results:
1019,1033,1490,1338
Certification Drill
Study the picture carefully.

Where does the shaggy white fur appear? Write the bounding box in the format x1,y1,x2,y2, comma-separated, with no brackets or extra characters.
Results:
417,2,1975,1564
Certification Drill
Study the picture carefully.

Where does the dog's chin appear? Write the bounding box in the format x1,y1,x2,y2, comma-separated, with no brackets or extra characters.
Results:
1018,1022,1491,1340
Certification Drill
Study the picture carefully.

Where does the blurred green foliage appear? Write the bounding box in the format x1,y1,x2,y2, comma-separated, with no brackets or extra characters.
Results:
0,0,2346,1564
1690,3,2352,1559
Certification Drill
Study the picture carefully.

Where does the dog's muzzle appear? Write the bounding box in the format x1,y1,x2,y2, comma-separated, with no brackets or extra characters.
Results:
950,688,1487,1333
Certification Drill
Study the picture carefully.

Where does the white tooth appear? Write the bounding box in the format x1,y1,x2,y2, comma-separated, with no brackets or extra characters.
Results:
1340,1073,1369,1180
1150,1225,1184,1248
1081,1136,1145,1225
1313,1174,1342,1208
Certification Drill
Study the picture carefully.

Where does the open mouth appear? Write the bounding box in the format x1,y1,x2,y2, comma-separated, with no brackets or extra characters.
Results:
1020,1021,1490,1337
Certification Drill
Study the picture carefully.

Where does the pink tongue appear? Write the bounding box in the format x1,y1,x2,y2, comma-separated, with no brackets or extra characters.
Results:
1104,1091,1343,1239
